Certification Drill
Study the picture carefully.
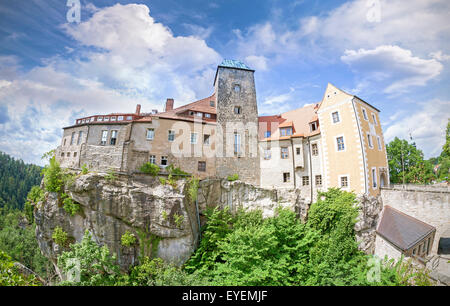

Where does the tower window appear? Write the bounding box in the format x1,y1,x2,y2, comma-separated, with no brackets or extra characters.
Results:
234,84,241,92
234,106,241,114
210,101,215,107
340,176,348,188
336,136,345,151
332,111,340,123
234,133,241,154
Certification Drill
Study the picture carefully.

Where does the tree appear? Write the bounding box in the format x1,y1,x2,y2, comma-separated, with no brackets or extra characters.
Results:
386,137,435,184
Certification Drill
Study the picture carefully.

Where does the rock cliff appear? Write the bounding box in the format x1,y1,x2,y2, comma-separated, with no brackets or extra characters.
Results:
35,173,200,276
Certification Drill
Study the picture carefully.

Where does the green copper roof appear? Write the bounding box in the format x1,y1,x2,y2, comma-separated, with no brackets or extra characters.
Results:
219,59,252,70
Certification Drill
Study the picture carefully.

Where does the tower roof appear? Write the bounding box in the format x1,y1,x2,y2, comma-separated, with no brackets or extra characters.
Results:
218,59,252,70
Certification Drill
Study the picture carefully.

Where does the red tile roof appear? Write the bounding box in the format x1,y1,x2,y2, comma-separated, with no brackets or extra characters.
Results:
156,93,216,123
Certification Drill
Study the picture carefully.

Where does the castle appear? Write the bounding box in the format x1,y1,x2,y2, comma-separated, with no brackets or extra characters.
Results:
56,60,389,201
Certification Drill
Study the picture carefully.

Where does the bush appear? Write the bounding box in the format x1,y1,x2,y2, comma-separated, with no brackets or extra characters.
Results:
0,250,40,286
105,169,118,182
140,162,160,176
81,164,89,175
52,226,68,246
227,174,239,181
58,230,120,286
41,157,64,193
61,193,80,216
121,231,137,247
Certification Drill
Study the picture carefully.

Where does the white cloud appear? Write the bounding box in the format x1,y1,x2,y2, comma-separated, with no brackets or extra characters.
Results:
0,3,222,165
341,45,443,93
384,99,450,158
245,55,268,71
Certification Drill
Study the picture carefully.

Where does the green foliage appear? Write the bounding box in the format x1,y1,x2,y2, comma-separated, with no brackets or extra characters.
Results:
24,185,44,223
104,169,118,182
58,230,121,286
0,208,53,282
174,213,184,228
159,177,166,185
0,151,42,210
81,164,89,175
184,189,434,286
41,157,64,193
121,231,137,247
227,174,239,181
121,257,208,286
0,250,40,286
52,226,68,246
386,137,435,184
61,193,80,216
166,164,189,178
162,210,168,221
140,162,160,176
41,149,56,162
187,176,199,204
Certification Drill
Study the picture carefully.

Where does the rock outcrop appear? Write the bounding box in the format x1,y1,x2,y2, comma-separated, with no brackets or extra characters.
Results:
35,173,200,276
354,194,383,254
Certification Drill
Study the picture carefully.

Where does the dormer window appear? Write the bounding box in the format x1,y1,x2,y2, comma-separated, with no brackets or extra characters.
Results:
127,116,132,120
104,117,109,121
111,116,116,121
189,111,194,116
280,127,292,136
310,121,318,132
118,116,124,121
205,113,211,118
196,112,203,118
210,101,215,107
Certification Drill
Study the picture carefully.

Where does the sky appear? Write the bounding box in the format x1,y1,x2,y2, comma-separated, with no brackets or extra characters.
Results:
0,0,449,166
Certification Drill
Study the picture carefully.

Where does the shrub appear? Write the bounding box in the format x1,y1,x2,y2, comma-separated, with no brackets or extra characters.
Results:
227,174,239,181
174,213,184,228
81,164,89,175
61,193,80,216
0,250,40,286
105,169,118,182
187,176,199,203
52,226,68,246
121,231,137,247
140,162,160,176
41,157,64,193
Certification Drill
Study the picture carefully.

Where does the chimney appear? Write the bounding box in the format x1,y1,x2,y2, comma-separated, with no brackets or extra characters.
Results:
165,98,174,112
135,104,141,115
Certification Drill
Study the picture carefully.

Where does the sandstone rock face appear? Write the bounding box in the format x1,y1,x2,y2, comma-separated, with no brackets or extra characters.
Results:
197,179,309,221
354,194,383,254
35,173,200,275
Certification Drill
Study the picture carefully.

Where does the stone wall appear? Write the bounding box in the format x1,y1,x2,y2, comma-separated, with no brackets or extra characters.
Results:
380,185,450,254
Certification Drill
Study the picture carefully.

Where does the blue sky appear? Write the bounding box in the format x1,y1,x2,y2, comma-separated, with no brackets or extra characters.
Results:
0,0,449,165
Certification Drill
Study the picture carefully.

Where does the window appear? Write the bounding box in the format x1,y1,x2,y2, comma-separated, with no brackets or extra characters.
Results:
377,136,382,150
110,130,118,145
340,176,348,188
196,112,203,118
312,143,319,156
101,130,108,145
264,131,271,138
168,130,175,142
118,116,124,121
264,148,271,160
210,100,215,107
281,147,289,159
234,106,241,114
198,161,206,172
315,175,322,186
127,116,132,121
310,122,317,132
67,152,70,157
362,108,368,120
70,132,75,145
111,116,116,121
82,119,86,124
234,84,240,92
413,248,417,256
372,113,377,125
205,113,211,118
61,152,65,157
98,116,103,122
73,152,77,158
203,134,210,145
161,156,168,167
332,111,340,123
296,147,301,155
149,155,156,164
234,133,241,153
283,172,290,183
302,176,309,186
336,136,345,151
189,111,195,116
64,139,67,146
367,133,373,148
280,127,292,136
372,168,377,188
190,133,198,144
426,238,431,255
146,128,154,140
77,131,83,145
104,117,110,122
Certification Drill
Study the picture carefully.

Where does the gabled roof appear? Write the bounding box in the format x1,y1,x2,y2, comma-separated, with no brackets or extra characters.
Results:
156,93,216,123
376,206,436,251
258,103,320,141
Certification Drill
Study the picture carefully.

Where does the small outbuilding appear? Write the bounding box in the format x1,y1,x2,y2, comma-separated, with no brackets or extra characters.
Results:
375,205,436,264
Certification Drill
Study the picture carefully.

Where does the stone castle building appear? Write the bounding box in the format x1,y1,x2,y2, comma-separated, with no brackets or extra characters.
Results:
56,60,389,200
